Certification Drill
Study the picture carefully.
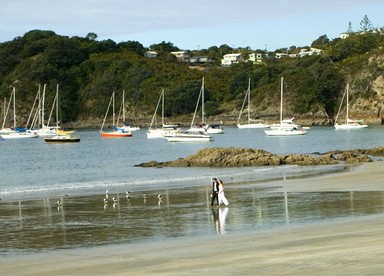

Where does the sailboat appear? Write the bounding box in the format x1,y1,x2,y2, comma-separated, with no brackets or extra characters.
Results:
237,78,269,129
2,87,38,139
163,78,213,142
264,77,307,136
100,92,132,138
188,77,223,134
34,84,59,138
147,89,180,139
116,90,140,132
0,96,15,135
334,83,368,129
43,84,80,143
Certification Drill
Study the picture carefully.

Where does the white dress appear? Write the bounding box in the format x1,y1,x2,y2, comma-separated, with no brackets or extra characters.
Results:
218,184,229,206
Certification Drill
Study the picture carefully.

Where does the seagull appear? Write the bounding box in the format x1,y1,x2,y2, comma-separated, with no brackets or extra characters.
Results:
57,200,62,207
112,197,118,204
126,191,131,199
105,190,109,199
103,198,108,204
143,194,147,203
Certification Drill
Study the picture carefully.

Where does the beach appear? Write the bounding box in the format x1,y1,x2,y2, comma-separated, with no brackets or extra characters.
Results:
2,162,384,275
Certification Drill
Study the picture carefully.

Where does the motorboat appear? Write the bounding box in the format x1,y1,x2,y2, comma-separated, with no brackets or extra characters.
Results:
44,130,80,143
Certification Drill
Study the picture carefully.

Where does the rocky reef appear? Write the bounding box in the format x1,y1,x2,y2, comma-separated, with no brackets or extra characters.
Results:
135,147,384,168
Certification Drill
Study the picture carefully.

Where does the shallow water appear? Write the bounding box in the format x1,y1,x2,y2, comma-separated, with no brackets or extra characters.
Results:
1,182,384,256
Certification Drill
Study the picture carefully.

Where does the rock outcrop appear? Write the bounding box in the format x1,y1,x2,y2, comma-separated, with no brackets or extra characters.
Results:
135,146,384,168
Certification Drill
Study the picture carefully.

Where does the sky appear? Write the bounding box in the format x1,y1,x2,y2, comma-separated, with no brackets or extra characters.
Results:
0,0,383,51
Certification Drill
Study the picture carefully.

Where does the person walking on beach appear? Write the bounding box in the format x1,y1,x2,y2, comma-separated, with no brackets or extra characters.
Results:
218,180,229,206
210,178,219,206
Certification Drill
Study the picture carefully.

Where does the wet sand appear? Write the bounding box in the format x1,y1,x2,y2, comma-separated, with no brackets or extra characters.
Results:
2,162,384,275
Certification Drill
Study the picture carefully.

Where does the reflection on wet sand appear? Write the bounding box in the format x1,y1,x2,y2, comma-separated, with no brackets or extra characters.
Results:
211,206,229,234
1,187,384,255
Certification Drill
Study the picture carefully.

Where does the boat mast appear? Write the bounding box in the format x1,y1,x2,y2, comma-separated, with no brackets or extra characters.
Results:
247,78,251,124
280,77,283,124
202,77,205,125
161,89,165,126
13,87,16,129
1,97,5,128
56,84,59,128
112,91,115,126
122,90,125,124
101,92,114,132
190,77,204,128
346,83,349,124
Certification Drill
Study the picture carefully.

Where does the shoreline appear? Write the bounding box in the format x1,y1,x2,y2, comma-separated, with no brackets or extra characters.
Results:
1,162,384,275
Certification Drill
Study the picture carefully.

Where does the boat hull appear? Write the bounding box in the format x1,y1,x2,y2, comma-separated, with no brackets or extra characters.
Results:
334,124,368,129
44,137,80,143
100,131,132,138
2,132,39,139
237,123,269,129
164,131,213,142
264,128,307,136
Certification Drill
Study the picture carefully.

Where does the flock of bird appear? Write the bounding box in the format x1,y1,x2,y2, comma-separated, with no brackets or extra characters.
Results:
55,190,164,210
102,190,163,209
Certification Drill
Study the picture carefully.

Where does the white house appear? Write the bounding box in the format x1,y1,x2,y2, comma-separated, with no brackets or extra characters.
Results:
144,51,158,58
190,56,214,65
170,51,189,62
298,47,322,57
248,53,268,64
221,53,243,66
275,53,288,59
339,33,350,39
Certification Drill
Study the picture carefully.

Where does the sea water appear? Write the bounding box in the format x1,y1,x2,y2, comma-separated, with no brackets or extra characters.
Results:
1,126,384,254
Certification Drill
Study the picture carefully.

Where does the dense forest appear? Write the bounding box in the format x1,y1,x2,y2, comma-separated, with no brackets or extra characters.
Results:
1,17,383,127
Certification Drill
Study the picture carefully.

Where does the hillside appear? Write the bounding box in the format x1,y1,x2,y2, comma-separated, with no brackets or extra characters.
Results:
0,29,383,128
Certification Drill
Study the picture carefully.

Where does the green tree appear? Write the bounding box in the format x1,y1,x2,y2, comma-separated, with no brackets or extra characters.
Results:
311,35,330,48
360,15,374,32
347,21,353,33
86,32,98,41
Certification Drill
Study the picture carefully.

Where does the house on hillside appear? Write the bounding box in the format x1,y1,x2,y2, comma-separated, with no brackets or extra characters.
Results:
144,51,158,58
275,53,288,59
189,56,214,65
339,33,350,39
298,47,322,57
221,53,243,66
248,53,268,64
170,51,189,63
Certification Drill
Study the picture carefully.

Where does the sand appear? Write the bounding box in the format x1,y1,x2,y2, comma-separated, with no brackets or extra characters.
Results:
2,162,384,275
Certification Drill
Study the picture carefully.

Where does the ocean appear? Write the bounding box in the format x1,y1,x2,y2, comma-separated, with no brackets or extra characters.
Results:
1,126,384,255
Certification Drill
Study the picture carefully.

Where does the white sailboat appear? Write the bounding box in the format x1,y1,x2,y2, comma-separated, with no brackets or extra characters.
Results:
147,89,179,139
0,96,15,135
264,77,307,136
187,77,223,134
116,90,140,132
334,83,368,129
26,84,59,138
43,84,80,143
2,87,38,139
164,78,213,142
237,78,269,129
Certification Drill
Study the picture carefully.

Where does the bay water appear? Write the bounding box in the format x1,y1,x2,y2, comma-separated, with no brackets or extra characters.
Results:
1,126,384,255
